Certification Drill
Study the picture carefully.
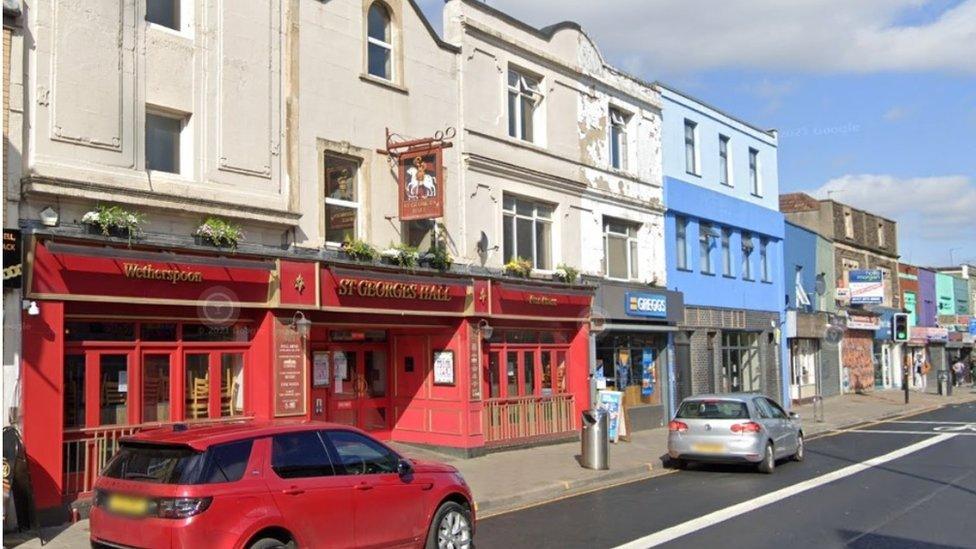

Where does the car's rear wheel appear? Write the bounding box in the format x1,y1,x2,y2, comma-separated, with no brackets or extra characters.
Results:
757,442,775,474
247,537,295,549
668,456,686,470
426,501,473,549
792,434,805,462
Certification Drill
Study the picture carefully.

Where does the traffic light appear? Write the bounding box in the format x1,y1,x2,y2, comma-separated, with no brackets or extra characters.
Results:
892,313,909,342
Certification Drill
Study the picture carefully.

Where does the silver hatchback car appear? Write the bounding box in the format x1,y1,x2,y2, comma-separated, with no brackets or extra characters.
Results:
667,393,804,473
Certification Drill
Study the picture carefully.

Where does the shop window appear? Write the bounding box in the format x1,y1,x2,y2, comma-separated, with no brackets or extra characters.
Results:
366,2,393,81
503,194,553,270
100,355,129,426
487,352,501,398
64,355,86,428
66,322,135,342
675,216,688,270
609,108,629,170
272,431,334,479
541,352,553,396
146,110,188,175
555,351,567,393
506,352,518,397
722,332,760,393
185,354,210,420
595,333,666,406
146,0,180,31
183,323,251,342
507,68,542,143
143,355,171,423
603,217,639,280
141,322,177,341
324,153,361,246
221,353,244,417
522,351,535,396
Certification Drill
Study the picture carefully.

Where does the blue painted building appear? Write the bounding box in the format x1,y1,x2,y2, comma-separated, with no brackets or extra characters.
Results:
658,84,788,410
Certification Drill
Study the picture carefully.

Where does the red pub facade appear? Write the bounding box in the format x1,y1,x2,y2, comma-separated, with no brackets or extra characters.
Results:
21,236,593,517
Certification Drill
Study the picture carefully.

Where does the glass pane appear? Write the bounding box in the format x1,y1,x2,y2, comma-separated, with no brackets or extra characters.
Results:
221,353,245,417
199,440,253,484
145,113,181,173
535,222,551,269
364,351,387,398
520,95,534,141
146,0,179,30
327,431,397,475
516,218,534,261
142,355,171,423
182,324,251,342
629,239,639,279
65,322,135,342
99,355,128,426
535,203,553,219
488,352,500,398
676,219,687,269
507,70,518,87
367,43,391,80
325,155,358,202
514,197,533,216
367,4,390,41
404,219,434,249
503,194,516,212
333,352,356,397
607,235,627,278
141,323,177,341
685,142,695,172
611,126,622,168
506,352,518,397
64,355,86,428
185,354,210,420
272,432,334,479
540,352,552,396
325,204,357,244
556,351,567,393
503,214,514,262
523,352,535,396
508,91,518,137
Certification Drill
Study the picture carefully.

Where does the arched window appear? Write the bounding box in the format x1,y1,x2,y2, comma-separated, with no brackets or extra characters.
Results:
367,3,393,80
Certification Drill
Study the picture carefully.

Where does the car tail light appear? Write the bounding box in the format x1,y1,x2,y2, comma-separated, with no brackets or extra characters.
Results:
730,422,762,434
155,497,212,519
668,420,688,433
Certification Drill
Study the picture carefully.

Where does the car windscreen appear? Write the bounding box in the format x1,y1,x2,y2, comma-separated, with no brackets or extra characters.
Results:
676,400,750,420
102,439,253,484
102,443,206,484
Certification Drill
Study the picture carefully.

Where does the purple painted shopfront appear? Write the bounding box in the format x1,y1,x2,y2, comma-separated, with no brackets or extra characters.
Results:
917,268,938,327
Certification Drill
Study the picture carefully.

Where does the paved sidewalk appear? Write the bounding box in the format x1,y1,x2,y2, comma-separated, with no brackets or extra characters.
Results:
7,388,975,548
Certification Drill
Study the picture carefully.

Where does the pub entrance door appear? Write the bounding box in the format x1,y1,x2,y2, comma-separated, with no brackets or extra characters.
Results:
318,344,391,433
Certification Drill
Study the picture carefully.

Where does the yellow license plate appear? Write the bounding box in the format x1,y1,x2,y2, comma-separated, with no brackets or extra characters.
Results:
107,494,149,516
691,443,725,454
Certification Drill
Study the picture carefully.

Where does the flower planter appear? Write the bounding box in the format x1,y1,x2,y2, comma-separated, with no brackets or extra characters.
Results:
85,224,135,241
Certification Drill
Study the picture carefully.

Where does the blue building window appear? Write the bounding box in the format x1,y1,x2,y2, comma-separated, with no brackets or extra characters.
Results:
721,228,733,277
719,135,731,186
684,120,698,175
760,238,770,282
749,148,761,196
742,232,754,280
676,216,689,270
699,223,715,274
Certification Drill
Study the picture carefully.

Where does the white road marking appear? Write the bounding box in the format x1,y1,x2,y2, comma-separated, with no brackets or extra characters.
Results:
612,434,957,549
846,429,976,436
888,420,974,425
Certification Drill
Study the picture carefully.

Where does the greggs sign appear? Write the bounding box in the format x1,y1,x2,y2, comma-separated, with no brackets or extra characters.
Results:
122,263,204,284
336,277,452,302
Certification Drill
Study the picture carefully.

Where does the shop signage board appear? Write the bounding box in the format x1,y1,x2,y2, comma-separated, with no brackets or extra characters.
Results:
849,270,884,304
910,326,949,342
624,292,668,318
321,267,471,314
398,148,444,221
3,229,22,289
846,314,880,331
273,316,307,417
597,390,626,442
490,281,592,320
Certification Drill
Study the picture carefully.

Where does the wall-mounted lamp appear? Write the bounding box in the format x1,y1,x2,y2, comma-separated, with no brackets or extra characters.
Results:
22,300,39,316
291,311,312,339
39,206,59,227
478,319,493,341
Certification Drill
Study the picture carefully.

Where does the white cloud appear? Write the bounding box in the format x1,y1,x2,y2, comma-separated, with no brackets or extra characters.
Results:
486,0,976,74
811,174,976,264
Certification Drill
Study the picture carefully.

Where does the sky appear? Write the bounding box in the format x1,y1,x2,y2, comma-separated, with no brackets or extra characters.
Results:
416,0,976,267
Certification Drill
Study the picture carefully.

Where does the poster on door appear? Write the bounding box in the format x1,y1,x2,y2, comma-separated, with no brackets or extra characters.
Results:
433,350,455,386
273,316,307,417
313,352,330,387
641,349,655,397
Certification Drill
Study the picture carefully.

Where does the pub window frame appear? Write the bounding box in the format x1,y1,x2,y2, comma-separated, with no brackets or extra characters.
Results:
323,152,363,247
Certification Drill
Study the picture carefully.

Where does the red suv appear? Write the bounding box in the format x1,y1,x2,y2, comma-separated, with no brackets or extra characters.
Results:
89,421,474,548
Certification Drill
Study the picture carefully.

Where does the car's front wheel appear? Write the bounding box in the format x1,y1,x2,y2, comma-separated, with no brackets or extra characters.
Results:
757,442,775,474
426,501,473,549
792,434,805,462
247,538,295,549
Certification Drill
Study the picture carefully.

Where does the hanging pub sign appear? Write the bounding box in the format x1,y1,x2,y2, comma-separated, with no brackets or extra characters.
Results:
3,229,22,289
398,148,444,221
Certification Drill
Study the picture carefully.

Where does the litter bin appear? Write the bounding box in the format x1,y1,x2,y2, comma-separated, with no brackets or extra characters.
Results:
580,409,609,470
937,369,952,396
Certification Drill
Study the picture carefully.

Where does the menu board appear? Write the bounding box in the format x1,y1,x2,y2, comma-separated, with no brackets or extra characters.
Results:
433,351,455,386
274,316,307,417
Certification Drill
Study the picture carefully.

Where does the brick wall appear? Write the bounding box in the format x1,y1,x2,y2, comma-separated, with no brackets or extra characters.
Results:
779,193,820,212
842,330,874,392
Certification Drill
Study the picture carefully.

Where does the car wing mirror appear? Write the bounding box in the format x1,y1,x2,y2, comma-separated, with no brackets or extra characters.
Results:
397,458,413,477
788,412,800,420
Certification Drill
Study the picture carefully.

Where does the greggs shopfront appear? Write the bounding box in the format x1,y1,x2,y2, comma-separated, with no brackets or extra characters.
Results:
21,237,592,517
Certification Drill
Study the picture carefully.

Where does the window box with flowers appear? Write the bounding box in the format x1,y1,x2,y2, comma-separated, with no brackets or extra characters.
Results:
340,238,378,263
380,244,420,268
194,217,245,249
553,264,579,284
503,257,533,279
82,205,146,243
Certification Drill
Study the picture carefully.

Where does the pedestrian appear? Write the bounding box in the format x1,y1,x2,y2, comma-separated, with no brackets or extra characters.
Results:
951,358,965,388
913,353,928,392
